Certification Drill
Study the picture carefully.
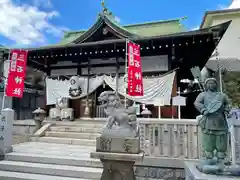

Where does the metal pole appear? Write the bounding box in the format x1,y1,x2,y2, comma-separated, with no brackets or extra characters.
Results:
215,46,235,165
84,58,90,117
219,67,223,93
115,57,119,94
1,50,11,112
124,39,128,108
177,87,181,120
231,124,236,165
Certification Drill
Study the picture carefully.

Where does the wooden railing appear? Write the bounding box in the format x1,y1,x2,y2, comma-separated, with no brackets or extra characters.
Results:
138,118,201,160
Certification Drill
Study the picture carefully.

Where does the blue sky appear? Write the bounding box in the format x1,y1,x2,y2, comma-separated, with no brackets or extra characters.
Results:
0,0,233,47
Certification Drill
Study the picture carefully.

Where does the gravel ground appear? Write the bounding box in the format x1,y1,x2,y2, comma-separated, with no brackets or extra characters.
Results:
12,135,31,145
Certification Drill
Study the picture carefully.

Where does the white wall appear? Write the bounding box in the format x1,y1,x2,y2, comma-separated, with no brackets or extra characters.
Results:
210,16,240,60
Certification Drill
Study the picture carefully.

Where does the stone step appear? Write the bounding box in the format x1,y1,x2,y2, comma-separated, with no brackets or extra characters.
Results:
44,119,106,126
0,161,102,179
49,126,103,133
0,170,91,180
32,137,96,146
5,152,102,168
45,131,100,139
13,145,95,156
52,122,104,128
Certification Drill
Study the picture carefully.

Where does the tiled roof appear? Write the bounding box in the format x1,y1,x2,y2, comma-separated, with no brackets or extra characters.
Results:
59,13,186,45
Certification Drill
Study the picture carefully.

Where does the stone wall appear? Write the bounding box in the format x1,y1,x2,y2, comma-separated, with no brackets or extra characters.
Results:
13,119,37,135
135,166,185,180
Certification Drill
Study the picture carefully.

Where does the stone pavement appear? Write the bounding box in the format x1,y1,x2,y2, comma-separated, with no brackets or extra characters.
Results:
0,120,106,179
0,142,103,179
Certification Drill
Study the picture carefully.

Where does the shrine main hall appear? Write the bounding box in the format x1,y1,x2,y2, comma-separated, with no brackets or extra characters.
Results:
1,6,229,120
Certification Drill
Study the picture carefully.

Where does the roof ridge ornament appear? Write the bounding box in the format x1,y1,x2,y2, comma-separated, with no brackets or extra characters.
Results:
101,0,108,13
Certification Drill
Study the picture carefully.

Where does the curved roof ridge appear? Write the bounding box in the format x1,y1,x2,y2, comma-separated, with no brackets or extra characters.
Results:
64,16,187,36
124,17,187,27
72,12,140,44
65,30,85,35
101,12,140,37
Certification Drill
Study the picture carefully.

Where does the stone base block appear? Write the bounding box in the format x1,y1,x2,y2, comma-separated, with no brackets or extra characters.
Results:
185,161,240,180
96,136,140,154
91,151,143,180
100,159,135,180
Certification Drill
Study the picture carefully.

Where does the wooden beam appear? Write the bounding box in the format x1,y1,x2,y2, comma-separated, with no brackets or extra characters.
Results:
49,62,125,69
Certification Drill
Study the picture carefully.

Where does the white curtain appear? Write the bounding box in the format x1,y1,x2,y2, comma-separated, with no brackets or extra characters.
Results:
46,78,70,105
69,76,104,100
46,71,175,105
46,76,104,105
104,71,175,105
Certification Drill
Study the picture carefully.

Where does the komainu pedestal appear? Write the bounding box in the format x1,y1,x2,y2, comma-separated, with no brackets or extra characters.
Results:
91,135,143,180
91,151,143,180
91,91,143,180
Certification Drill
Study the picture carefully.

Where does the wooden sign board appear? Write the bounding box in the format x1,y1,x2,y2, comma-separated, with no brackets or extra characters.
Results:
153,98,165,106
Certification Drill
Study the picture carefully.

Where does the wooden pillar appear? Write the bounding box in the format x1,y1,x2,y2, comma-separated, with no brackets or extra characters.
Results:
83,57,90,117
77,59,82,75
45,63,51,116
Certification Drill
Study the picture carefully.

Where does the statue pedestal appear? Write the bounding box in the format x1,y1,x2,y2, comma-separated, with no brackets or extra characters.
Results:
185,162,240,180
96,136,140,154
91,134,143,180
91,151,143,180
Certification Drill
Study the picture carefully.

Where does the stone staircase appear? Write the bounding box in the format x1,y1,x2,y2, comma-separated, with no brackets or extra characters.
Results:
0,119,106,179
35,120,104,146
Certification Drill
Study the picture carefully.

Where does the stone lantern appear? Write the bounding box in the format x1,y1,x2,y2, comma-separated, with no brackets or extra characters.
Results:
32,108,46,130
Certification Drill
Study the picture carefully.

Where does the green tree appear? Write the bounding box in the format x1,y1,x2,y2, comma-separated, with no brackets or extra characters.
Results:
223,72,240,108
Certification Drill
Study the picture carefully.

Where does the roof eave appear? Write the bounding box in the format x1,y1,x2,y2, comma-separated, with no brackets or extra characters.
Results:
25,21,230,52
200,8,240,29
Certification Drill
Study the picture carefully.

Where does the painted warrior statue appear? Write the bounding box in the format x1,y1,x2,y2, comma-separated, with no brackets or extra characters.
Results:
194,78,231,173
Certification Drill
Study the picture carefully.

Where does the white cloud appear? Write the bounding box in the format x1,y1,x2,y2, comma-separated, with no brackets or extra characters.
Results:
191,26,199,30
0,0,66,45
217,4,228,10
218,0,240,10
114,16,121,23
228,0,240,9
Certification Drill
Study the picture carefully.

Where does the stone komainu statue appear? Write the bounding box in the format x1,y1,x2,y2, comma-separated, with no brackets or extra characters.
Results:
98,91,139,137
194,77,231,173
